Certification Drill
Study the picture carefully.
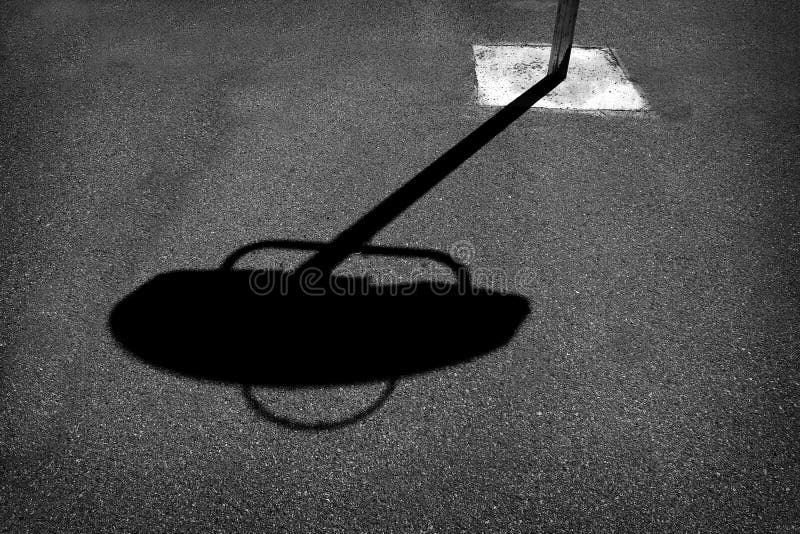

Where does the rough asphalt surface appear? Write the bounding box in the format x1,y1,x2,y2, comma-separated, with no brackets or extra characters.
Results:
1,0,798,531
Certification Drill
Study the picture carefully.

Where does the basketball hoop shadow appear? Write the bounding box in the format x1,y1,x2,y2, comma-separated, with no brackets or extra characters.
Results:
108,240,530,429
108,9,582,428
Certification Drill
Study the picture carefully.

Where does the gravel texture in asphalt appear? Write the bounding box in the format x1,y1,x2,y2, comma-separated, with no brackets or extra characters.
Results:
1,0,798,531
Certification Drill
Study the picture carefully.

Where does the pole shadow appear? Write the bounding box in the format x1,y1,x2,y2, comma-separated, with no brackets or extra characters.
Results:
108,65,570,429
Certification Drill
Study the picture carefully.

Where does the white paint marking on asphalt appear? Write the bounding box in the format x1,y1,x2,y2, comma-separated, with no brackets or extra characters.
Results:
473,45,647,110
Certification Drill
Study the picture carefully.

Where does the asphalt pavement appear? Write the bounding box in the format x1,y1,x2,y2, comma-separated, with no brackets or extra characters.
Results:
1,0,798,531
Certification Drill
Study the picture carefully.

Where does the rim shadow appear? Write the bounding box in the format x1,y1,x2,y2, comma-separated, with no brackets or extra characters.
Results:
108,241,531,428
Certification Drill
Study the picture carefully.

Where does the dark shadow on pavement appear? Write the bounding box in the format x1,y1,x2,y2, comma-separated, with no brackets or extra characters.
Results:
109,242,529,386
242,380,398,432
109,65,569,429
109,241,530,429
300,64,568,274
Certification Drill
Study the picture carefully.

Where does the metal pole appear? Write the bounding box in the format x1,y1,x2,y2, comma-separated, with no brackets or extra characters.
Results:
547,0,581,75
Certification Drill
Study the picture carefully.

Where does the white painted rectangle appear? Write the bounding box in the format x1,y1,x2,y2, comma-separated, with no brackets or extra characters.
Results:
473,45,647,110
